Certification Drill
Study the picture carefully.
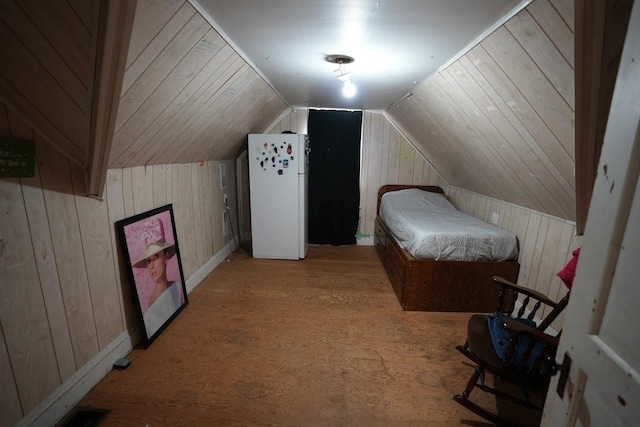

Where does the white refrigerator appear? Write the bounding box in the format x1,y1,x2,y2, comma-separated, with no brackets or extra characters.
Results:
248,133,309,260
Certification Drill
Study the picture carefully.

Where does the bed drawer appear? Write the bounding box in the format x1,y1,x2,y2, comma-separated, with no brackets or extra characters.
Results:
385,239,406,282
374,220,387,247
377,242,404,304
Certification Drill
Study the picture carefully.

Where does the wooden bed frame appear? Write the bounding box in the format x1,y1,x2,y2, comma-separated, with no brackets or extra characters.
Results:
374,185,520,312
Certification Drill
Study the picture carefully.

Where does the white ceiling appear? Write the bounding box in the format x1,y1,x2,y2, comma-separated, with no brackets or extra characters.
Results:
195,0,527,110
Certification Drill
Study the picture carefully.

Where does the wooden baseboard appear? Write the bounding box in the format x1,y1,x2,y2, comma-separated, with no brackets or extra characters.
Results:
16,329,135,427
356,236,374,246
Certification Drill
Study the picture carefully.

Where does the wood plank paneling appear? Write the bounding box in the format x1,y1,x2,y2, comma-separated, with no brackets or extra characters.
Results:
386,0,576,221
211,161,226,252
37,139,100,368
506,10,574,109
174,163,196,277
123,25,227,158
20,145,77,382
153,164,167,207
7,109,77,385
17,0,92,85
131,166,154,214
67,0,94,31
0,20,86,157
550,0,574,32
534,218,563,297
574,0,633,235
457,56,574,202
113,46,238,166
122,2,196,94
105,169,137,332
448,187,580,325
0,1,88,111
224,159,239,243
437,68,548,211
125,0,186,68
199,163,214,259
419,81,502,195
478,31,575,156
208,162,222,251
71,167,124,350
0,326,23,426
0,116,61,415
0,0,95,167
121,167,135,218
191,163,206,267
528,0,574,68
362,112,385,236
390,87,498,196
116,13,212,132
462,52,575,198
110,0,288,168
358,112,448,236
165,65,256,162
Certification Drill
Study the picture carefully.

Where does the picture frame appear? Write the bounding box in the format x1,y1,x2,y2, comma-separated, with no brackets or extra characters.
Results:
116,204,188,347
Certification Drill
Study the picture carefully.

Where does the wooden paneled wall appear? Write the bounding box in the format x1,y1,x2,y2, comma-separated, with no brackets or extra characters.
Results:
0,103,236,426
448,186,582,330
108,0,288,168
359,111,448,237
0,0,97,167
574,0,633,234
267,108,309,135
387,0,576,221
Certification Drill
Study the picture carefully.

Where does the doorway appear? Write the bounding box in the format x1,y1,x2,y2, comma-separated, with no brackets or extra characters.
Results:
307,109,363,245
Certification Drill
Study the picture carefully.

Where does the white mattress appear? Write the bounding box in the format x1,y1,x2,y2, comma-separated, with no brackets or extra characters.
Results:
379,189,518,261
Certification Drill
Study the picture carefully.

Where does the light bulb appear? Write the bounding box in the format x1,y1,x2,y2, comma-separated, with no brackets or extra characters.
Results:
342,81,357,98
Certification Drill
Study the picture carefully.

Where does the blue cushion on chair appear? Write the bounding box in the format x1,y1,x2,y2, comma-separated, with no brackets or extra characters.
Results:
487,312,546,373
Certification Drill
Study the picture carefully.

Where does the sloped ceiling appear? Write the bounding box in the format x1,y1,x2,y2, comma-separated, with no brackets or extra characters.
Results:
1,0,577,221
109,0,289,168
0,0,97,167
386,0,576,220
109,0,578,221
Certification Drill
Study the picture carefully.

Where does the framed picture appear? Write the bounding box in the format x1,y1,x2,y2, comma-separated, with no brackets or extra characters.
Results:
116,204,188,347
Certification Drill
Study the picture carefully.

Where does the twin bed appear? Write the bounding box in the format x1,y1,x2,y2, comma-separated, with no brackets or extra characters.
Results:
374,185,520,312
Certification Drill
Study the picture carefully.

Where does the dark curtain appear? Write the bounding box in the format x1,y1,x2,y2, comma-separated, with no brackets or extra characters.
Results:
308,109,362,245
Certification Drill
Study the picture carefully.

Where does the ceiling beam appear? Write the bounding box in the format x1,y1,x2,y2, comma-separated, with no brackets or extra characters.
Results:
86,0,137,198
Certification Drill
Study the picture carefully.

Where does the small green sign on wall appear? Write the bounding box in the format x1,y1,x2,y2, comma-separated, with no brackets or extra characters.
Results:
0,137,35,177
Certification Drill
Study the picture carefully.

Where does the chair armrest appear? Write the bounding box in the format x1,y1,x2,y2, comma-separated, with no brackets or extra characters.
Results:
501,318,560,348
492,276,558,308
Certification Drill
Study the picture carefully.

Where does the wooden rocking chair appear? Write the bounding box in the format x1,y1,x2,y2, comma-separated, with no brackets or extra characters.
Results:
453,276,570,427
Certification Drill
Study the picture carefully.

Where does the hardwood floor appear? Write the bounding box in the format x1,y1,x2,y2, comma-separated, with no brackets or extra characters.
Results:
77,246,495,426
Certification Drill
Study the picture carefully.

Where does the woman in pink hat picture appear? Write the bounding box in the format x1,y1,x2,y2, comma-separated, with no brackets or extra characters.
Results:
132,216,184,337
118,207,187,344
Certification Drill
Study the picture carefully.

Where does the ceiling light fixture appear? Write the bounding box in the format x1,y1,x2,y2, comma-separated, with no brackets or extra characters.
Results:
333,62,352,82
342,81,357,98
326,55,356,98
